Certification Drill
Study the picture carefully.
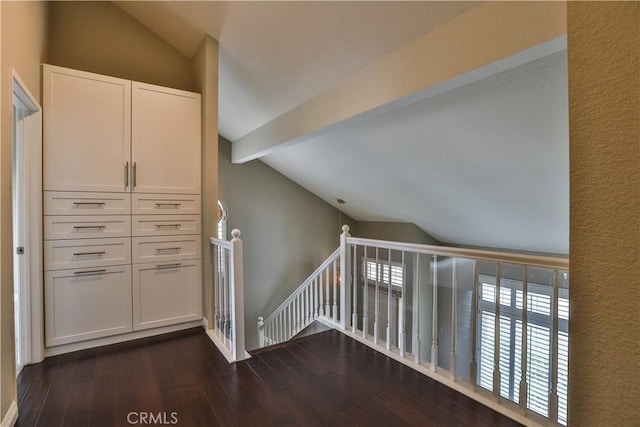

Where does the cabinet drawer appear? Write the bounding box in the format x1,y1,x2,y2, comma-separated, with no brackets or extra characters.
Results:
45,265,132,347
44,191,130,216
44,238,131,271
132,215,200,237
132,194,201,215
132,235,201,264
132,259,202,330
44,215,130,240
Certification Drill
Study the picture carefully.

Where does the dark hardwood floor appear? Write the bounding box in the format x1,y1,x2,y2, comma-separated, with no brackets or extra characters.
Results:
16,328,522,426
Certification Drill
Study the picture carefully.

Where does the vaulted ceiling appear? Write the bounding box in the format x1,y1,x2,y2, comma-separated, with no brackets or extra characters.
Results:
114,1,569,254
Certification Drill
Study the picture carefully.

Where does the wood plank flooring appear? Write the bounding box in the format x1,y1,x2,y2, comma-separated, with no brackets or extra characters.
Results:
16,328,522,426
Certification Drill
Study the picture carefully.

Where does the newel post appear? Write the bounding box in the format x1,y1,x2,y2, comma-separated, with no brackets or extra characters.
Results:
339,225,352,329
257,316,265,348
230,229,246,361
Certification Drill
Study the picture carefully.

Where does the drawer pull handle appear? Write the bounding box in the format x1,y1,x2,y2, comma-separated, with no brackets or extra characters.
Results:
73,202,106,207
155,203,181,209
155,224,180,229
156,247,181,253
156,263,181,269
74,269,107,276
73,225,106,230
73,251,106,256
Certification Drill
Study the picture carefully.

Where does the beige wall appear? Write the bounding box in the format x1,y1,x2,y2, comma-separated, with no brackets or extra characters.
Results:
0,0,48,418
191,36,219,326
218,137,356,349
568,2,639,424
357,221,439,245
48,1,193,91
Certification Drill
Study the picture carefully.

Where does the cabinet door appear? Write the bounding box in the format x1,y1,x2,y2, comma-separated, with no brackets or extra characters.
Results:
45,265,132,347
43,65,131,192
132,260,202,330
132,82,201,194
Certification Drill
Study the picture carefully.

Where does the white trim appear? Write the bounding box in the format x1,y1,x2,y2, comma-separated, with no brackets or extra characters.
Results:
205,329,250,363
1,401,18,427
347,237,568,270
44,321,202,357
201,316,209,330
11,70,44,366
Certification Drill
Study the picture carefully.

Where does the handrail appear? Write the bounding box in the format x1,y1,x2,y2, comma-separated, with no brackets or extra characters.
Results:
346,237,568,270
261,248,340,326
207,229,248,363
209,236,232,249
255,226,570,425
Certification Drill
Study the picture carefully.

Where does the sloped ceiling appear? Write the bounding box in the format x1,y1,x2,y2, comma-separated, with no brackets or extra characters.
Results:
114,1,569,254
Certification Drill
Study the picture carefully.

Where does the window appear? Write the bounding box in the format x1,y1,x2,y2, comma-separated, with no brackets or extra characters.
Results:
364,258,404,288
477,274,569,425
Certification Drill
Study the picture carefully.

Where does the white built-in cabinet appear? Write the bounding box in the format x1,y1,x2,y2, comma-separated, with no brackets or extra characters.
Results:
43,64,202,349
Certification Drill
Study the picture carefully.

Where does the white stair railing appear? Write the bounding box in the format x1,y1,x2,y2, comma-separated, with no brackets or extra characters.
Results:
341,230,570,427
208,229,248,363
256,225,569,426
258,247,341,347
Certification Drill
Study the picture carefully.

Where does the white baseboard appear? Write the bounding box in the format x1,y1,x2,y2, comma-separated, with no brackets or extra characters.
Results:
201,316,209,330
1,401,18,427
45,321,202,357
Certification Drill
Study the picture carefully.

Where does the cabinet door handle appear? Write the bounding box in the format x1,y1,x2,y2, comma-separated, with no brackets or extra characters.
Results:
125,161,129,188
132,162,137,188
156,247,181,253
155,263,181,269
73,202,106,207
155,203,181,209
73,225,106,230
73,251,106,256
74,269,107,276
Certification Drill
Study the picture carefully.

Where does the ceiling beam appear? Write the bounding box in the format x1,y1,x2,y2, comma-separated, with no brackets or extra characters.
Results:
232,1,566,164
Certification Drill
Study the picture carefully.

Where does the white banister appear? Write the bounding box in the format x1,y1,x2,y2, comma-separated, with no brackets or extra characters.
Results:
386,249,392,350
519,266,529,412
414,253,421,364
333,259,338,322
431,255,438,372
549,270,559,422
399,251,406,357
340,225,352,329
229,229,245,361
493,263,502,400
352,244,358,333
450,257,457,381
258,248,340,347
374,247,380,344
208,229,248,363
325,267,330,318
256,230,570,426
470,260,478,391
346,237,568,270
363,245,369,338
257,316,264,347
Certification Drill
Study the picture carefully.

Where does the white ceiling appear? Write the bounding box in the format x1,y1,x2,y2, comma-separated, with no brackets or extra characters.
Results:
115,1,569,254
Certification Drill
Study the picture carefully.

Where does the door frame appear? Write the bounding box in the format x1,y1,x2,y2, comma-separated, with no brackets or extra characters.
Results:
12,69,44,366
